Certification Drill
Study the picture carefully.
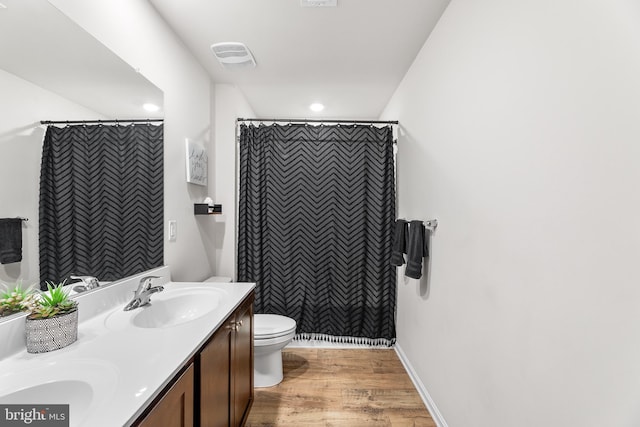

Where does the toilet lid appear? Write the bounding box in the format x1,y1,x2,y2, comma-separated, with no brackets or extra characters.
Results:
254,314,297,339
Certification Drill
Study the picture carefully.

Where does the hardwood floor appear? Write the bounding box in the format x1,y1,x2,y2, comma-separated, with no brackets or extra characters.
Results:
246,348,436,427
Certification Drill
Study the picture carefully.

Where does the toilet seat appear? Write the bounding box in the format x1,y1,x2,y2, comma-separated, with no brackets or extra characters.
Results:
254,314,296,340
253,314,297,387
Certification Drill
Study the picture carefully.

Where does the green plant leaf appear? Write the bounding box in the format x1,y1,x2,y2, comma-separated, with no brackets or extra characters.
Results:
0,281,38,316
31,280,77,319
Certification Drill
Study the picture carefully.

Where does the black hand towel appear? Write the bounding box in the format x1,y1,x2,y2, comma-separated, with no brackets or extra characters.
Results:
405,220,429,279
0,218,23,264
390,219,408,266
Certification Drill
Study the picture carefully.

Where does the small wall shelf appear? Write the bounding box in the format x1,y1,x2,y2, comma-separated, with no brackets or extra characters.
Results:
194,204,225,222
194,203,222,215
194,212,224,216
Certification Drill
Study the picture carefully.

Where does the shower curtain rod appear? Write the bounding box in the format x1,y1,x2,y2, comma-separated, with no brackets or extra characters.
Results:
237,118,398,125
40,118,164,125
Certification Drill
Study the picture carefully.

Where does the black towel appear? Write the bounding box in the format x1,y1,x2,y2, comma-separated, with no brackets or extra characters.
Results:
405,220,428,279
0,218,23,264
390,219,408,266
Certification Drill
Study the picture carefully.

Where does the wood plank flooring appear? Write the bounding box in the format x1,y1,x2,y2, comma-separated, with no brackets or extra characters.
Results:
246,348,436,427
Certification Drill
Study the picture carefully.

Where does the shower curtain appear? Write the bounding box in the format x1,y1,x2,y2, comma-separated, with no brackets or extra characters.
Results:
39,123,163,290
238,123,396,345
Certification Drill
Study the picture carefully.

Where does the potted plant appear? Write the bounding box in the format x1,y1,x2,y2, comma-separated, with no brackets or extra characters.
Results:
0,282,37,317
25,281,79,354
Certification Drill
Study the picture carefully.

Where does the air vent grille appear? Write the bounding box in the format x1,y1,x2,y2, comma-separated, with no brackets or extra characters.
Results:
210,42,256,69
300,0,337,7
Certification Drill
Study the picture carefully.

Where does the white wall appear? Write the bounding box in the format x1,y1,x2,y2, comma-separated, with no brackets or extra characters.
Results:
0,69,103,286
381,0,640,426
50,0,217,281
211,84,255,280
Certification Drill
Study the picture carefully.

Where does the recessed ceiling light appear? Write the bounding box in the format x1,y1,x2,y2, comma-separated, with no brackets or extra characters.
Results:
143,103,160,112
309,103,325,112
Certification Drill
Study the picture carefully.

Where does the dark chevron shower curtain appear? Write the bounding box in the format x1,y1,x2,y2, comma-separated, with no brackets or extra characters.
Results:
238,123,396,345
39,124,163,290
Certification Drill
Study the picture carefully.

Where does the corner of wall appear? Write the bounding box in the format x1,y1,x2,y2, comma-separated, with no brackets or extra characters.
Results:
394,343,449,427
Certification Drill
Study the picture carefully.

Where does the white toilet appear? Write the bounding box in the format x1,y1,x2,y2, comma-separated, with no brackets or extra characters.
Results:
204,277,296,387
253,314,297,388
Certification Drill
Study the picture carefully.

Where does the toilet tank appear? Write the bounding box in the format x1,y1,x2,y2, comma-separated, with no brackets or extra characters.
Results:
204,276,232,283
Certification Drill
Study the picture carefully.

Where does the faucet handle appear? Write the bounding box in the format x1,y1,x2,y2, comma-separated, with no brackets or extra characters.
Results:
70,275,100,290
138,275,162,290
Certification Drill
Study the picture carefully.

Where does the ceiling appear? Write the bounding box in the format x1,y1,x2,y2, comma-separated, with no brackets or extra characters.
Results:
148,0,451,120
0,0,163,119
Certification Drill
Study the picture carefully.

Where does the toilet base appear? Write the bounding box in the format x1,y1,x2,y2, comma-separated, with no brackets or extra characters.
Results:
254,347,284,388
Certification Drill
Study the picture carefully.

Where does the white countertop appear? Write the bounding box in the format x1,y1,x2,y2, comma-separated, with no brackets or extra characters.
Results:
0,270,255,427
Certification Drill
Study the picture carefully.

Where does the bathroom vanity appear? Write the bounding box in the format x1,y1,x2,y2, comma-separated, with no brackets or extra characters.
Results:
0,267,255,427
137,292,254,426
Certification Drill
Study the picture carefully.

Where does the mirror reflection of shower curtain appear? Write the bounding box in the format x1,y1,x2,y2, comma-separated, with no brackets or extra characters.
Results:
39,123,164,290
238,123,396,346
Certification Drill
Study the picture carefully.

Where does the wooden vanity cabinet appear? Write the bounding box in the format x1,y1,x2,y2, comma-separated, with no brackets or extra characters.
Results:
134,291,254,427
231,295,254,426
199,316,232,426
199,292,254,427
138,363,194,427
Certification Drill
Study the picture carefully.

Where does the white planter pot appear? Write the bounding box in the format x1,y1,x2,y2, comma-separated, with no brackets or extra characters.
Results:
25,309,78,353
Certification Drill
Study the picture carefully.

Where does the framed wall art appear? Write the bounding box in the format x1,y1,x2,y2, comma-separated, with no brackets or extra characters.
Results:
185,138,207,186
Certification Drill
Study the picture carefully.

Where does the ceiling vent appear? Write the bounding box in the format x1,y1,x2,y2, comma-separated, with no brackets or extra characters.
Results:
300,0,337,7
210,42,256,69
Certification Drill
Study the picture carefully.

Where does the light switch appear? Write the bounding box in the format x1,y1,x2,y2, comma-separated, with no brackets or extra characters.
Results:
168,220,177,242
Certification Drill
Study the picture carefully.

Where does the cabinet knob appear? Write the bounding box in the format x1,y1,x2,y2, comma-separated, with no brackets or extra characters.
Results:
228,320,243,331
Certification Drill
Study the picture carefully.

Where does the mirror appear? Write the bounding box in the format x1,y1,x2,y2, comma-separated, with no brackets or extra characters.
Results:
0,0,164,309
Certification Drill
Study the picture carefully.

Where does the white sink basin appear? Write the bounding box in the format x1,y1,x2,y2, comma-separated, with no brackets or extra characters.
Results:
0,359,118,427
105,287,225,330
1,379,92,406
133,292,220,328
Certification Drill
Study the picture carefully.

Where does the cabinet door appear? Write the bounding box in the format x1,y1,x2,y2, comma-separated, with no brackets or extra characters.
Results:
232,298,254,427
139,363,194,427
200,318,233,427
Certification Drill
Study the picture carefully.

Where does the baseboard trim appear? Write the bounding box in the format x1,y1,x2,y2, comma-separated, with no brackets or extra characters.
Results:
394,343,449,427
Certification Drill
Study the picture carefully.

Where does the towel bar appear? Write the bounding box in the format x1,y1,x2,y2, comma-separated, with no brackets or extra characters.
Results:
397,218,438,231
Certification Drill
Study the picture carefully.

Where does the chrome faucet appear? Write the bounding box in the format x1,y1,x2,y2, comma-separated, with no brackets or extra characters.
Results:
124,276,164,311
70,275,100,293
